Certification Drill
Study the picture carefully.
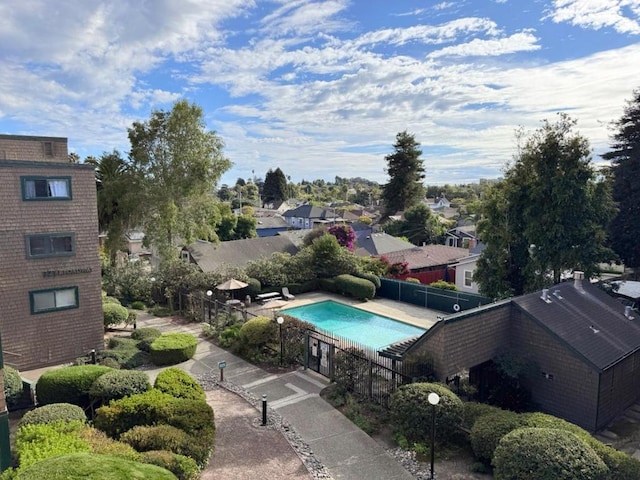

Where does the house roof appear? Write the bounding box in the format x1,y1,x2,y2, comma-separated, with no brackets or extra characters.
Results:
513,281,640,371
382,245,470,270
255,216,289,230
186,236,299,272
354,233,415,257
282,204,340,221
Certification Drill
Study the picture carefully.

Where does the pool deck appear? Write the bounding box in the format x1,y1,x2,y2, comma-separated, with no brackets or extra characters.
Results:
250,292,441,330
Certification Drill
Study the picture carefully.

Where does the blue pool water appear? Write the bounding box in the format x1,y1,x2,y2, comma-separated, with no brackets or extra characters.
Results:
280,300,425,350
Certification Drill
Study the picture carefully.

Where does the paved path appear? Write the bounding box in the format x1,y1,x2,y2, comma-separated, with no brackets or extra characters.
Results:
137,313,414,480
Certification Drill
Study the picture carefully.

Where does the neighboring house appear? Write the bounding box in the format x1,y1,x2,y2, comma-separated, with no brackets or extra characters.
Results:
255,215,289,237
282,204,344,230
125,231,151,258
0,134,103,370
382,244,470,285
450,253,481,294
183,236,299,272
427,194,451,209
354,232,415,257
445,225,477,249
261,200,293,213
394,272,640,432
609,280,640,308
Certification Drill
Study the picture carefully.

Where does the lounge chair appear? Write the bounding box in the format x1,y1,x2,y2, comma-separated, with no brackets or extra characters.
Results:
282,287,295,301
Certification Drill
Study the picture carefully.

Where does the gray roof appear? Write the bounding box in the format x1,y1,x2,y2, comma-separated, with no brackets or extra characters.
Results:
282,204,340,221
382,245,470,269
513,281,640,371
187,236,299,272
355,233,415,257
255,216,289,229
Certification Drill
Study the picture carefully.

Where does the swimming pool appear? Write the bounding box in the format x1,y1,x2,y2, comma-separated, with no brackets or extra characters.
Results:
280,300,425,350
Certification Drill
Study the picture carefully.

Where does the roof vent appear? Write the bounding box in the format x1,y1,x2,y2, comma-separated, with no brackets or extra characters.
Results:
625,306,635,320
589,325,600,334
540,289,552,303
574,271,585,291
552,290,563,300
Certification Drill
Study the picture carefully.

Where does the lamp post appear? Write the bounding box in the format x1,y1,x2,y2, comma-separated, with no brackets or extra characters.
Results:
428,392,440,480
277,316,284,366
206,290,213,323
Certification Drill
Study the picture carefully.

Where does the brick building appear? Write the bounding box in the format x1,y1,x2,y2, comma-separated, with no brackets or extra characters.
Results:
393,272,640,431
0,135,103,370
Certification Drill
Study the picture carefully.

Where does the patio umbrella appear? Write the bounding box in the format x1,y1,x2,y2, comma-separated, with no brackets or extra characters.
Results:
261,298,290,319
216,278,249,299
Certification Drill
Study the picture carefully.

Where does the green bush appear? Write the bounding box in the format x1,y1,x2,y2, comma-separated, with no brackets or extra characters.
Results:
460,402,506,430
357,272,381,288
36,365,113,409
389,383,463,445
130,301,146,310
4,366,24,408
77,427,140,460
219,324,242,348
14,453,178,480
103,302,130,328
429,280,458,290
131,327,163,352
405,277,421,284
286,280,319,295
94,390,176,438
140,450,199,480
334,274,376,300
493,427,609,480
15,420,89,469
149,333,198,366
20,403,87,427
245,278,261,298
318,277,338,293
238,316,276,347
103,296,122,305
90,370,151,404
149,305,173,317
154,368,205,401
470,410,525,463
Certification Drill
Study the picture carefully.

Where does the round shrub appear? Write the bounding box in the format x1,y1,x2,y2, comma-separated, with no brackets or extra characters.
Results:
140,450,199,480
389,382,463,445
14,453,178,480
103,302,130,328
149,333,198,366
90,370,151,404
77,426,140,460
334,274,376,300
460,402,506,430
238,316,276,347
102,296,122,305
20,403,87,427
245,278,261,298
493,427,609,480
154,368,205,401
470,410,526,463
131,327,162,352
36,365,113,409
130,301,146,310
4,365,24,408
15,420,89,469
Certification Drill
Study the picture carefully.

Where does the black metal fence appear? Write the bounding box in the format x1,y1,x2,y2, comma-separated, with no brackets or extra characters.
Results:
378,278,492,314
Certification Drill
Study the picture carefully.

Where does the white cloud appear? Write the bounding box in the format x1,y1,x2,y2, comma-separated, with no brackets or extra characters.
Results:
428,31,540,58
548,0,640,34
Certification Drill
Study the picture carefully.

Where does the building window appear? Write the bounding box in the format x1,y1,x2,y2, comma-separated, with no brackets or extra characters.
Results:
180,250,190,262
26,233,75,258
22,176,72,200
43,141,53,157
464,270,473,287
30,287,78,314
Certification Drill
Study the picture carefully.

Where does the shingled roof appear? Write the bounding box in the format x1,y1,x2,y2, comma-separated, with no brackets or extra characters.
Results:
354,232,415,257
382,245,470,270
186,236,299,272
513,279,640,371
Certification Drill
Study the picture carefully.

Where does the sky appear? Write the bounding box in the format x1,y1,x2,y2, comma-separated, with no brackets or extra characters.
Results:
1,1,640,186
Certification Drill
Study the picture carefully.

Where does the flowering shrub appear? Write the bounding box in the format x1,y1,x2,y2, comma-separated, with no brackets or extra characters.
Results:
328,224,356,251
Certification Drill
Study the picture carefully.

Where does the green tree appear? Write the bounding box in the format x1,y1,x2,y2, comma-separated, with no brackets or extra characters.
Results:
476,114,615,299
604,88,640,270
383,203,444,246
262,168,288,203
381,131,426,216
86,151,139,263
235,215,257,239
128,100,231,259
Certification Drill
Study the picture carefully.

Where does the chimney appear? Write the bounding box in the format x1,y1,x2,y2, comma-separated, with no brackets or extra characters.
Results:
625,306,635,320
468,238,477,251
541,288,551,303
573,271,584,291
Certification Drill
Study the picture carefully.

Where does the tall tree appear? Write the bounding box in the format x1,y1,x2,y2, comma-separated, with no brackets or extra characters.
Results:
262,168,288,203
128,100,231,258
85,150,139,262
383,204,445,246
603,88,640,270
476,114,615,299
382,131,426,216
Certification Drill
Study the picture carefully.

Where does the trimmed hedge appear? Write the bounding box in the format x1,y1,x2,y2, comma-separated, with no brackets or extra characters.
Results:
103,302,130,328
245,278,262,298
238,316,276,347
20,403,87,427
334,274,376,300
149,333,198,366
36,365,113,409
15,420,89,469
4,366,24,409
356,272,381,289
493,427,609,480
77,427,140,460
460,402,505,430
131,327,162,352
389,382,463,445
140,450,199,480
470,410,525,463
90,370,151,404
101,337,149,369
13,453,178,480
154,368,205,401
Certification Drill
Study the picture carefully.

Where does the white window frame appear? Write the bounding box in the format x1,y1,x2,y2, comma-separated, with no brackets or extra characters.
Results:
464,270,473,288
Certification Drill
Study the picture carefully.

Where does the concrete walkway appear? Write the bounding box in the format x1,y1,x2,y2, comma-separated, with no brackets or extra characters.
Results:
135,313,414,480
